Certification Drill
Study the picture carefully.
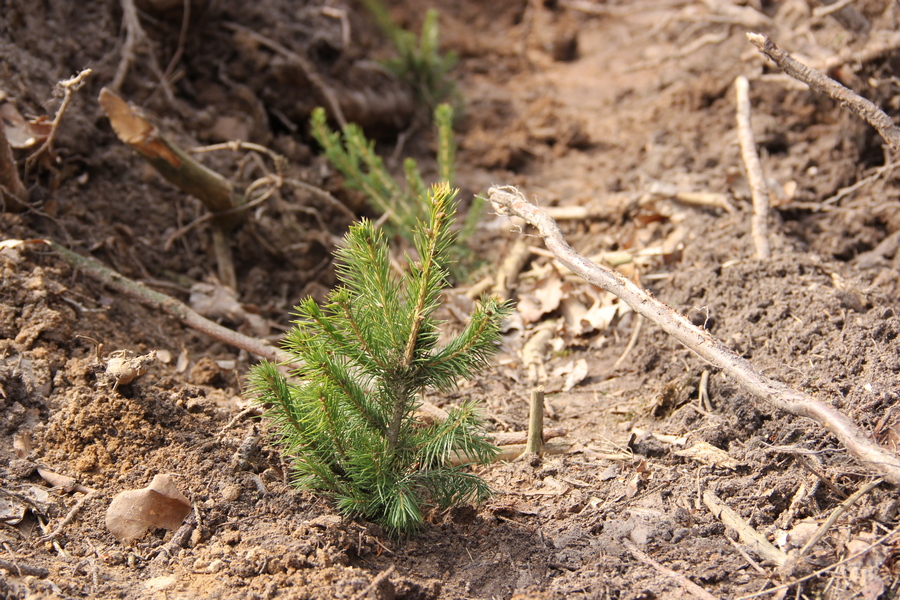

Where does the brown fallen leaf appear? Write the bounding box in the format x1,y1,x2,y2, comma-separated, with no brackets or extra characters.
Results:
105,350,157,391
106,474,191,543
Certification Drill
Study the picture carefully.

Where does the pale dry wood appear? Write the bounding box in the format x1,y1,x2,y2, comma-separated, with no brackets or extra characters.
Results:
734,76,771,260
488,185,900,485
25,69,92,173
522,387,545,456
747,33,900,152
451,440,570,467
703,490,788,567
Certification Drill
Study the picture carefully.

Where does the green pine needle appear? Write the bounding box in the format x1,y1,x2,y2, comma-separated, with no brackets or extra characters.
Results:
249,182,511,535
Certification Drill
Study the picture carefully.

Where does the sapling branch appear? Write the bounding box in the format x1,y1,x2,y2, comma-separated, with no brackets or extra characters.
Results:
488,185,900,485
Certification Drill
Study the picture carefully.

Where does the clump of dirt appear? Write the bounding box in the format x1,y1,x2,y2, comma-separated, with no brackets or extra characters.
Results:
3,0,900,598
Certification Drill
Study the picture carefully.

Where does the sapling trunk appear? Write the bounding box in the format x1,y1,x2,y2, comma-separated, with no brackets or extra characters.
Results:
250,182,510,534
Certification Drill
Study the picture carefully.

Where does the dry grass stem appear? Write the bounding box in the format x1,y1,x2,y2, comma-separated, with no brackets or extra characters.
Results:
703,489,788,567
734,75,771,260
747,33,900,152
798,478,883,558
488,185,900,485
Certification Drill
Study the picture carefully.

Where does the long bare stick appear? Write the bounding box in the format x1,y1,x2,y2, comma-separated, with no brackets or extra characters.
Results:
32,240,291,365
488,186,900,485
747,33,900,152
734,76,771,260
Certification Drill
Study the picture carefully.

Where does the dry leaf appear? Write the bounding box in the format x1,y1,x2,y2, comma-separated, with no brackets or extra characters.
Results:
105,350,157,390
106,474,191,543
562,358,589,392
673,442,740,469
189,281,244,323
0,103,51,148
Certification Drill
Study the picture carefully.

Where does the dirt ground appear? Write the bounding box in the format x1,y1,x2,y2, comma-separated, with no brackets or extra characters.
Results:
3,0,900,598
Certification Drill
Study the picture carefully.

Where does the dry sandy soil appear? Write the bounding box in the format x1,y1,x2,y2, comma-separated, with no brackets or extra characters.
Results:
3,0,900,598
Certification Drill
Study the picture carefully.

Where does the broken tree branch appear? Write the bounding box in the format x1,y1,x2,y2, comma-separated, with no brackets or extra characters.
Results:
29,239,290,365
734,75,771,260
747,32,900,153
488,186,900,485
99,87,245,289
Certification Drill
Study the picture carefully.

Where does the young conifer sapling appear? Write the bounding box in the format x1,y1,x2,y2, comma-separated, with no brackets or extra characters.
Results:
249,183,510,534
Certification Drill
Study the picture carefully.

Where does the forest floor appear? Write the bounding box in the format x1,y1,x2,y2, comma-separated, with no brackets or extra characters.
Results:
3,1,900,598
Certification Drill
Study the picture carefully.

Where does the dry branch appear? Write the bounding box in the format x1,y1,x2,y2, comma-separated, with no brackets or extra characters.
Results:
747,33,900,153
99,87,245,288
99,88,244,231
734,76,771,260
703,490,788,567
27,239,289,364
488,186,900,485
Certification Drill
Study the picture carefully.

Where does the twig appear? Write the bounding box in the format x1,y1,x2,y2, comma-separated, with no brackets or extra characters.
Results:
25,69,92,173
26,239,291,364
625,540,721,600
36,490,98,543
223,22,347,128
112,0,174,101
698,369,711,412
161,0,191,83
747,33,900,153
819,161,900,211
99,88,244,231
703,489,788,566
612,314,644,370
798,478,883,558
488,186,900,485
736,524,900,600
452,440,570,467
734,76,771,260
351,566,396,600
725,534,767,576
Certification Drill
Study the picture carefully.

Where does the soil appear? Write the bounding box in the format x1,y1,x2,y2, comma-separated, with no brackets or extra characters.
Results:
3,1,900,598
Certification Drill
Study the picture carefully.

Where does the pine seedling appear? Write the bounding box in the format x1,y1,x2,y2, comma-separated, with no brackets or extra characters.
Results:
356,1,459,110
310,103,465,245
249,183,510,535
